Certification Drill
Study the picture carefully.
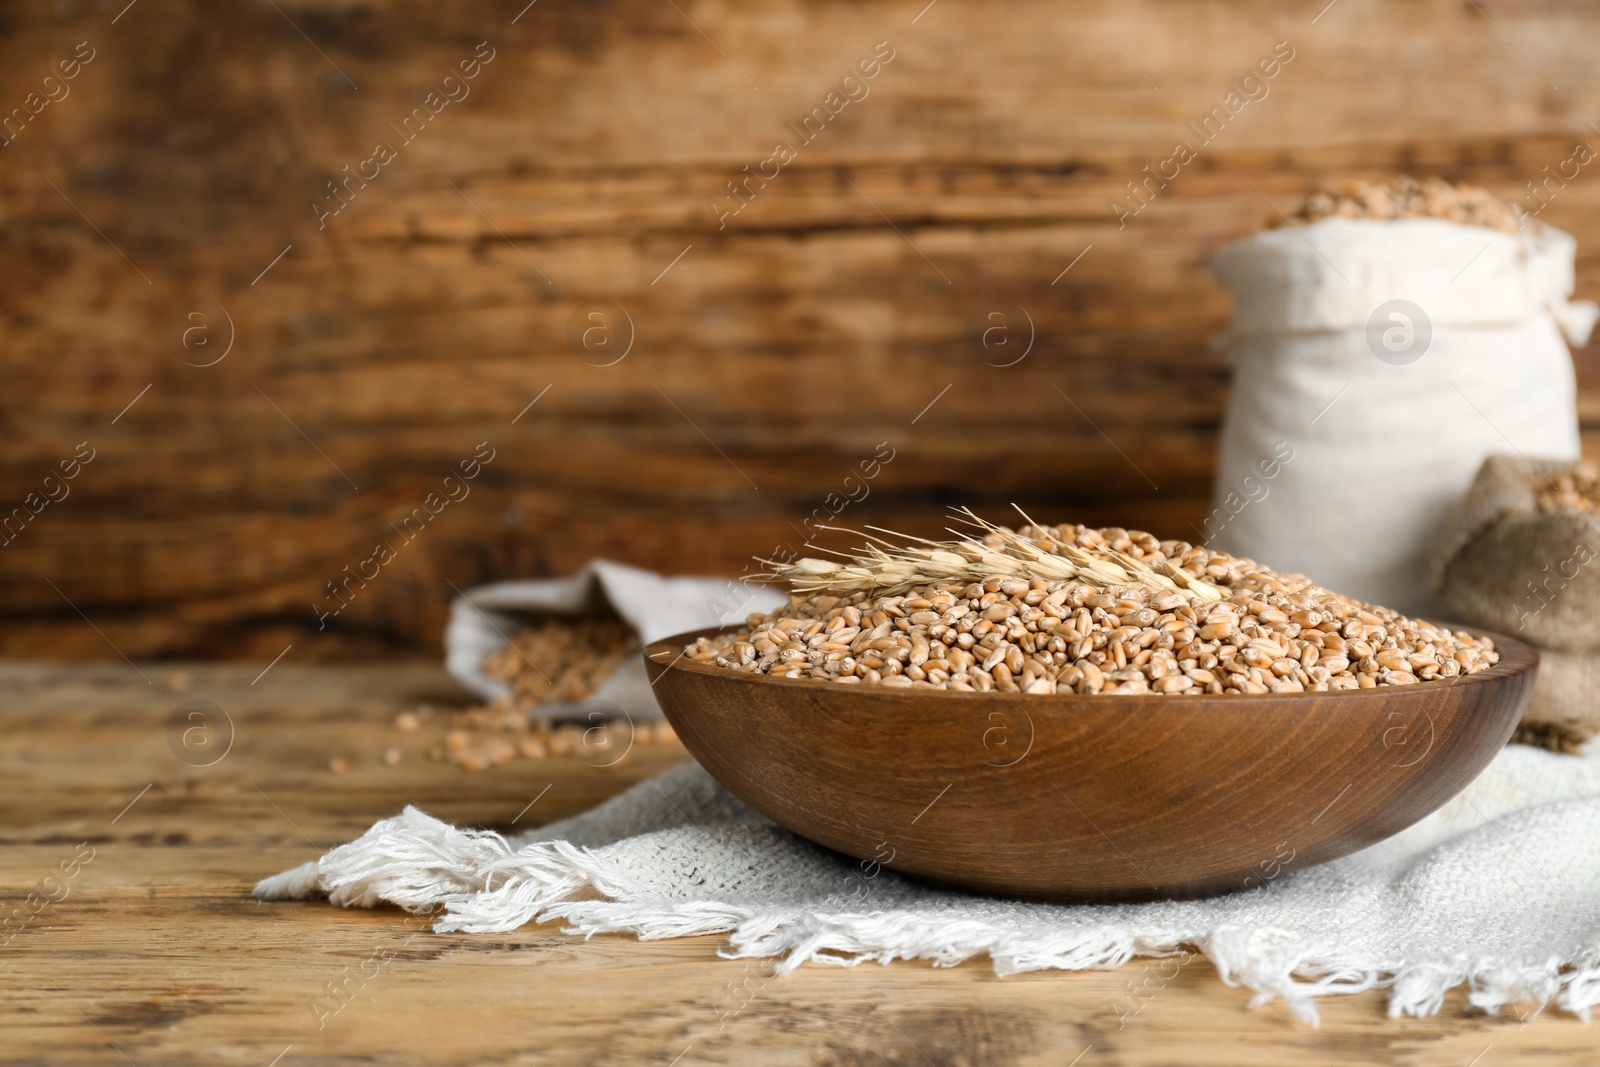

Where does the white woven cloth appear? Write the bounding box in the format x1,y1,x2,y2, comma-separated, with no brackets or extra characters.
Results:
256,738,1600,1024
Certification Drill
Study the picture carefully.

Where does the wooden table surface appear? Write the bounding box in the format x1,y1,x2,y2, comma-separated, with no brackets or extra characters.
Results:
3,662,1593,1066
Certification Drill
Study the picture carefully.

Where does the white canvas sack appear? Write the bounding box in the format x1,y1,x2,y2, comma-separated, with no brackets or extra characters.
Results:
1208,218,1595,617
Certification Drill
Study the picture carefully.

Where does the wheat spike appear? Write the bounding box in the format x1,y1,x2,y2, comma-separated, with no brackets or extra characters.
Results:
757,509,1224,602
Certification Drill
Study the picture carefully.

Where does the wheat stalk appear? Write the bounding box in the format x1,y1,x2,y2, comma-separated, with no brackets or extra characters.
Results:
759,507,1224,602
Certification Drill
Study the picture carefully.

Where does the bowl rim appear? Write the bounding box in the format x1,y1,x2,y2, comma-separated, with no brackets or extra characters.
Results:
645,623,1539,705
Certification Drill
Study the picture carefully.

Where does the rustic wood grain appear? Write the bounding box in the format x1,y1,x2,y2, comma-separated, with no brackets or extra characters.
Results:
5,0,1600,659
2,661,1595,1066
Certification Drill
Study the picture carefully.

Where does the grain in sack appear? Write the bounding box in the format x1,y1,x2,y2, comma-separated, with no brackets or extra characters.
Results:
1434,454,1600,752
1208,178,1596,617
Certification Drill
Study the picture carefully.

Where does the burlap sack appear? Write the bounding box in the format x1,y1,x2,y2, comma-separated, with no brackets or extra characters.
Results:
1435,454,1600,752
1433,454,1600,650
1512,649,1600,754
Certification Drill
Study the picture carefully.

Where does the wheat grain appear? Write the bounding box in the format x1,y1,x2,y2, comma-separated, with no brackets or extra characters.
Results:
1534,462,1600,515
1282,175,1519,233
383,617,669,772
483,616,639,710
695,514,1498,695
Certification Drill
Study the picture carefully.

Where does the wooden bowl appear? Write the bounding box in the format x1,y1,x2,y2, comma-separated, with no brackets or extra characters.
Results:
644,626,1538,902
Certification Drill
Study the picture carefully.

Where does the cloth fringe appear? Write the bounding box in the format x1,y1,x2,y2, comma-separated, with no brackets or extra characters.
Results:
256,758,1600,1023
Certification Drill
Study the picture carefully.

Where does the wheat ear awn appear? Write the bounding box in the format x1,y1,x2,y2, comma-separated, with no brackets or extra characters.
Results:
758,507,1225,602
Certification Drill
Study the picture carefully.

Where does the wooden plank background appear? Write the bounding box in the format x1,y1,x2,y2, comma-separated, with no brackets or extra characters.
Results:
5,0,1600,660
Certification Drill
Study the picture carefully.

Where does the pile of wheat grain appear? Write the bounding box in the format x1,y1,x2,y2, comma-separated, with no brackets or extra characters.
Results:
387,702,675,773
685,513,1498,695
328,616,671,773
1284,176,1519,233
483,616,638,709
1534,463,1600,516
